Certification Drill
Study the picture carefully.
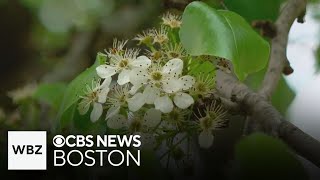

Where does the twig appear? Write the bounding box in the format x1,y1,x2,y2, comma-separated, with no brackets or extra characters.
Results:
259,0,307,98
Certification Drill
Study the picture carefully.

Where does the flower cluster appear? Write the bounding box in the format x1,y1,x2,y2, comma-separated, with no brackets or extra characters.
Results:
77,12,228,151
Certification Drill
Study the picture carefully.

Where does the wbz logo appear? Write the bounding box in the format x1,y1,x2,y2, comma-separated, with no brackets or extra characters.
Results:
8,131,47,170
12,144,42,155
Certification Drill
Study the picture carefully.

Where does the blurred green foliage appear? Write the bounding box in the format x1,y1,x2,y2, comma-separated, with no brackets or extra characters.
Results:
224,0,284,22
20,0,114,32
33,83,67,110
232,133,307,179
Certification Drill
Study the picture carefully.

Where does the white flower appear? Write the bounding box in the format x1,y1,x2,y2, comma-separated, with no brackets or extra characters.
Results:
190,73,215,97
195,101,228,148
130,58,195,113
153,88,195,114
161,12,182,29
105,38,128,57
96,48,151,85
164,43,186,59
78,78,111,122
133,30,153,45
130,58,183,94
151,26,169,44
145,49,164,62
154,95,174,113
105,84,145,120
162,107,189,129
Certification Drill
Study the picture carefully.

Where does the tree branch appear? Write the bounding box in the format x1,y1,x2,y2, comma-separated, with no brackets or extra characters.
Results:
214,0,320,168
259,0,307,98
215,70,320,168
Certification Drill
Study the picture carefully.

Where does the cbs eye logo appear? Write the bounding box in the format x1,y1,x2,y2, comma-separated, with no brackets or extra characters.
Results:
8,131,47,170
53,135,65,147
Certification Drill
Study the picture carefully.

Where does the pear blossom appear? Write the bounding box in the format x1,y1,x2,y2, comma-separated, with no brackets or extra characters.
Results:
129,58,183,94
151,26,169,44
96,48,152,85
161,12,182,29
190,73,215,97
78,78,111,122
76,11,227,160
164,43,186,59
133,30,153,45
145,49,164,62
130,58,195,113
105,38,128,57
161,107,189,129
105,84,145,120
195,101,228,148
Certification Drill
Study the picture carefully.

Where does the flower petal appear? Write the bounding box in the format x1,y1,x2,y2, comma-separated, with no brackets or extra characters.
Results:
198,130,214,149
100,77,112,89
179,75,195,90
143,85,160,104
162,78,181,93
98,87,109,103
144,108,161,127
128,93,145,112
129,68,148,86
131,56,151,68
117,69,131,85
106,105,120,120
107,114,127,129
90,103,103,122
154,95,173,113
129,85,142,95
96,65,117,78
162,58,183,76
173,92,194,109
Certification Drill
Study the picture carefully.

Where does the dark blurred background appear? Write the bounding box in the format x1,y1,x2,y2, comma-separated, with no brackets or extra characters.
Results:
0,0,171,110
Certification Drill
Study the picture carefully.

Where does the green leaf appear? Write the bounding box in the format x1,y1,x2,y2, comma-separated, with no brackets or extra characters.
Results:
233,133,307,179
33,83,67,110
57,53,105,128
72,108,107,135
180,2,270,80
245,69,295,115
58,104,76,131
224,0,283,22
188,59,216,78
